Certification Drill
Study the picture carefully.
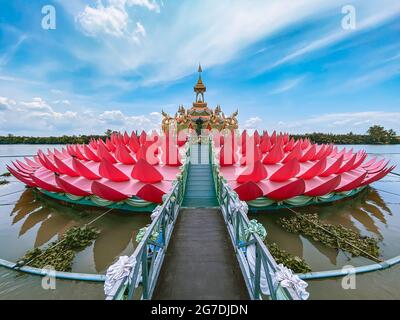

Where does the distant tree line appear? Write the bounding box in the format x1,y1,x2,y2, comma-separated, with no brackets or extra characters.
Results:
0,134,107,145
0,126,398,145
293,126,399,145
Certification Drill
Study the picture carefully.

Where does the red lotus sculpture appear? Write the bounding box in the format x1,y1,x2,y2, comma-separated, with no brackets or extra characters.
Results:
8,131,187,210
8,128,394,211
213,130,394,207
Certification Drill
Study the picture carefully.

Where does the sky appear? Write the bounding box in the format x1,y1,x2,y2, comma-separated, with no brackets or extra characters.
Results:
0,0,399,136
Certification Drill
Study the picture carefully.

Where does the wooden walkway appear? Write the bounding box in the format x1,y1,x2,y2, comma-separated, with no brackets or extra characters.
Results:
152,208,248,300
153,144,248,300
181,163,219,208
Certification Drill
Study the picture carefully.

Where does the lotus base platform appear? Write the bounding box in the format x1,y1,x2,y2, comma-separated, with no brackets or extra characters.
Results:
39,189,158,213
246,186,367,211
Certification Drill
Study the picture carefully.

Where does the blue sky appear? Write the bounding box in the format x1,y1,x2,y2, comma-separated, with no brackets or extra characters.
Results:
0,0,399,136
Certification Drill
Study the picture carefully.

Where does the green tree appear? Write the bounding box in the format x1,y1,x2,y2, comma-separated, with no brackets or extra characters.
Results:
367,125,397,144
105,129,113,137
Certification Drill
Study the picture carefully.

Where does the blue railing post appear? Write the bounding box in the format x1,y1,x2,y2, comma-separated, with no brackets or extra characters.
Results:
203,134,305,301
235,209,240,247
262,254,277,300
141,246,149,300
253,244,261,299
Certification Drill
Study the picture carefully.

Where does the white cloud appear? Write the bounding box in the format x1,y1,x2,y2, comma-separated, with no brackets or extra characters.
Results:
242,116,263,130
241,111,400,134
269,76,305,95
53,99,71,105
76,3,129,37
0,96,161,135
135,22,146,37
344,64,400,90
67,0,400,85
266,2,400,72
0,96,16,110
124,0,160,12
76,0,156,41
0,34,27,68
273,111,400,134
110,0,160,12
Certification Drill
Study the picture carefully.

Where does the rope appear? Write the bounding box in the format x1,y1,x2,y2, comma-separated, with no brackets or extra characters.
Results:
0,202,18,207
13,207,114,270
390,172,400,177
285,207,382,263
0,189,26,198
375,188,400,197
0,154,35,158
367,153,400,155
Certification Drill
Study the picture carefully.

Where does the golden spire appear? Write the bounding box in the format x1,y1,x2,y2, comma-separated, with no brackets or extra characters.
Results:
193,64,206,106
194,64,206,92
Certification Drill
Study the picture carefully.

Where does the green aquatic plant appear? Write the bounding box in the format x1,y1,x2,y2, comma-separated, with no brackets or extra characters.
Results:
265,241,312,274
278,213,380,260
20,226,100,272
136,226,160,243
62,226,100,250
244,219,267,241
21,247,75,272
0,172,11,177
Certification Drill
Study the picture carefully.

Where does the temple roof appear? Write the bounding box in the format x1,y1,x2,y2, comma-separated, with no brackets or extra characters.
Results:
194,77,206,91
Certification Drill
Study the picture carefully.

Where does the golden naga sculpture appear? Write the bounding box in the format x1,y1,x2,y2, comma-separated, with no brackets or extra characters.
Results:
223,110,239,130
161,110,175,132
161,65,238,133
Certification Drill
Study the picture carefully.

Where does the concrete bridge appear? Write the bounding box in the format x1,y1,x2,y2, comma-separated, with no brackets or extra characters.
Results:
105,141,302,301
153,144,248,299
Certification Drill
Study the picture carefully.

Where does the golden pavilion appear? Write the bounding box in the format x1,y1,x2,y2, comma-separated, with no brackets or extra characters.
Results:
162,65,238,133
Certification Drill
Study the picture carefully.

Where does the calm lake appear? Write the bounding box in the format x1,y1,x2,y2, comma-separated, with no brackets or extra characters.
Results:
0,144,399,300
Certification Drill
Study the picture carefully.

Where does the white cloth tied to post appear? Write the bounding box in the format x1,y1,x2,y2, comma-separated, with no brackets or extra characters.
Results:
274,264,309,300
104,256,136,296
246,245,309,300
229,198,249,215
241,215,309,300
151,205,162,221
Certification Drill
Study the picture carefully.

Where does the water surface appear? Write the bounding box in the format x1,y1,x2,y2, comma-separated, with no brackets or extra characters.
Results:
0,144,399,299
0,145,151,299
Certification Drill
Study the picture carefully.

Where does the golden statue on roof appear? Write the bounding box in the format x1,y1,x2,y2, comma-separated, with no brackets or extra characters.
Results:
162,65,238,133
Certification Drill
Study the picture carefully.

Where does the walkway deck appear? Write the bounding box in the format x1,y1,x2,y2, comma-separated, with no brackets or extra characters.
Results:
153,143,248,300
182,144,218,208
152,208,248,300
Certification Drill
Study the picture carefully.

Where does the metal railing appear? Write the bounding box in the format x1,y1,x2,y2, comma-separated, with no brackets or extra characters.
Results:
105,148,190,300
209,140,302,300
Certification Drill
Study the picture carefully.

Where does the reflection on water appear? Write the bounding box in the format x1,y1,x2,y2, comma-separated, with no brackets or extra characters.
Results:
1,188,151,274
0,145,152,299
0,144,400,299
0,182,151,299
250,154,400,299
0,269,104,300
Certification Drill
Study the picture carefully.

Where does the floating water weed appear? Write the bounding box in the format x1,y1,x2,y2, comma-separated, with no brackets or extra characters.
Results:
0,172,11,177
265,241,312,274
278,213,380,260
20,226,100,271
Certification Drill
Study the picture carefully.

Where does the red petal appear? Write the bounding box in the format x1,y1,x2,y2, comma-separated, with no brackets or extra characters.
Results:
137,184,165,203
98,159,130,182
131,159,164,183
91,181,129,201
234,181,263,201
270,159,300,182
